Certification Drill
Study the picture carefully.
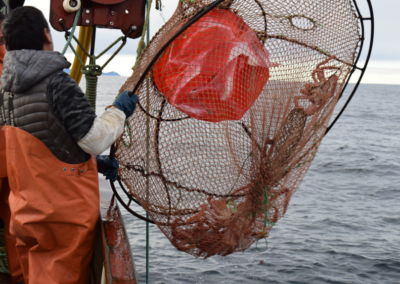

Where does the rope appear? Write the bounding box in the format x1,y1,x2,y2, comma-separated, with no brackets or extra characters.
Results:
145,1,151,283
61,17,128,110
85,75,98,110
133,0,153,70
64,34,127,110
123,121,133,148
256,187,276,252
61,8,81,55
82,36,127,110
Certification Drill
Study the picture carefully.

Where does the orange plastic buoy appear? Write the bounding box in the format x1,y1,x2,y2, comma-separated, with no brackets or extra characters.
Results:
154,9,277,122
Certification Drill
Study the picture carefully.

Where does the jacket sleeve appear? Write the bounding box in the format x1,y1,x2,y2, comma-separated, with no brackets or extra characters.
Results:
49,72,125,156
77,108,125,155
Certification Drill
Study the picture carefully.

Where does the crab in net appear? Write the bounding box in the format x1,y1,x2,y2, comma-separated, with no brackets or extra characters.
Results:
294,56,343,116
115,0,361,258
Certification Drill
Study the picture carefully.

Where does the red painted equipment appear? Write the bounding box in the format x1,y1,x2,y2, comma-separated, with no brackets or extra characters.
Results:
50,0,146,38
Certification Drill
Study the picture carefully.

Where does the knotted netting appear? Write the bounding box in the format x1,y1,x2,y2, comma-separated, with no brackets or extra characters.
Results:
116,0,360,258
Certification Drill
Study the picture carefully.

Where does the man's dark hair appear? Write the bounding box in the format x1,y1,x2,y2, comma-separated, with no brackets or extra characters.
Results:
0,12,5,22
2,6,50,51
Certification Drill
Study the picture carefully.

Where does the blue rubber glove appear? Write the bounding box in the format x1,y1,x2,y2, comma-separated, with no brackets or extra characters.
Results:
96,155,119,182
113,91,139,118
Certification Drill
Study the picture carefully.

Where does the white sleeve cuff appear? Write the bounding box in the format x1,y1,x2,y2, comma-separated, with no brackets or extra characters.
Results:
78,107,125,156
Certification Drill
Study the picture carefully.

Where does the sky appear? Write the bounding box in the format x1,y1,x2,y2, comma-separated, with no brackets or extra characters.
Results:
24,0,399,85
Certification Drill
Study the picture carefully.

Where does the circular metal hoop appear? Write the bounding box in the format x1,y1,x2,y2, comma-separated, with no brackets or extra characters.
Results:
110,178,155,224
111,0,375,223
325,0,375,135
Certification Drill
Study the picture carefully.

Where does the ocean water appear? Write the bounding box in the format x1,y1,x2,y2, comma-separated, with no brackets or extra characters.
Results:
87,77,400,284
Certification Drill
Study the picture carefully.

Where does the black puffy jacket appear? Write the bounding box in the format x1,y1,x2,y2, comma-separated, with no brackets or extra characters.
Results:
0,50,96,164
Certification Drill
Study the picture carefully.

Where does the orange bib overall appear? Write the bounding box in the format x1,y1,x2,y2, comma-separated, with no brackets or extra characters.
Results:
1,43,24,283
1,126,24,284
4,126,99,284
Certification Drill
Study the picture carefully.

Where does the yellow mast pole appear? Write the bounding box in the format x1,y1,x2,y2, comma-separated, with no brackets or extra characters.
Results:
69,27,92,84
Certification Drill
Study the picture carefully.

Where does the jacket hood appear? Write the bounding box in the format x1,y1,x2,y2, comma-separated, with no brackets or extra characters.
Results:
1,50,71,93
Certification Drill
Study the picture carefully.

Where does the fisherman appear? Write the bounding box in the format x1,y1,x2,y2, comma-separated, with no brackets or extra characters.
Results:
0,6,137,283
0,10,24,283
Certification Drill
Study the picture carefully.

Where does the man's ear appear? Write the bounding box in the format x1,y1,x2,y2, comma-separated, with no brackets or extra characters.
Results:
43,28,52,44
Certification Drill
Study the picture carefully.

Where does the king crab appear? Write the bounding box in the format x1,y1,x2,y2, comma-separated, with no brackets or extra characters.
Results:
170,184,291,258
294,56,341,116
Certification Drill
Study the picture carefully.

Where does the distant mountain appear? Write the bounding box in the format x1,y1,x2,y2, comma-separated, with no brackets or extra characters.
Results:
103,71,120,76
63,69,120,76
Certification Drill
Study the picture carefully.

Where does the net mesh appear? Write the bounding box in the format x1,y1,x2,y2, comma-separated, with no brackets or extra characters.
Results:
117,0,360,258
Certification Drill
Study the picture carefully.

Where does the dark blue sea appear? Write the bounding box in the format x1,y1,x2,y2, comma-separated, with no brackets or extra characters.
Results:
91,78,400,284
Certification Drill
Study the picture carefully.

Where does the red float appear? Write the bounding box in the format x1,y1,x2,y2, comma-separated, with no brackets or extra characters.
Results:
154,9,277,122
